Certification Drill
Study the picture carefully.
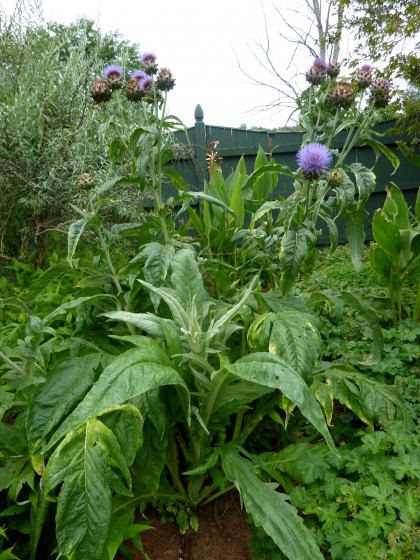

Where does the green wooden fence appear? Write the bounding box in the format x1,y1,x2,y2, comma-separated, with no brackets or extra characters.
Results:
173,105,419,242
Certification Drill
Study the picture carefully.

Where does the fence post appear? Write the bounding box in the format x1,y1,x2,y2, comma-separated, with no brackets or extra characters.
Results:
194,104,207,189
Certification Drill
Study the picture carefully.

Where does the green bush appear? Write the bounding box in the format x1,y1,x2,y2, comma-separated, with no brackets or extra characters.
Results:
0,6,145,260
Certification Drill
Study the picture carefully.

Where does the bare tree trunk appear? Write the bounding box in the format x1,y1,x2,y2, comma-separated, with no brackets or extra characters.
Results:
332,1,345,61
309,0,327,59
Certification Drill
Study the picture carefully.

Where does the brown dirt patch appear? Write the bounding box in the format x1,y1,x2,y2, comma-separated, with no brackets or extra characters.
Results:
117,491,253,560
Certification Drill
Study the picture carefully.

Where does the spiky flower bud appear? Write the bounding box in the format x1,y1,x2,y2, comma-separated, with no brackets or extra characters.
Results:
90,79,112,103
327,60,341,78
125,78,144,102
327,169,344,188
139,52,158,75
156,67,175,92
355,64,373,89
103,65,124,90
329,81,356,108
369,78,391,108
77,173,95,189
305,57,328,85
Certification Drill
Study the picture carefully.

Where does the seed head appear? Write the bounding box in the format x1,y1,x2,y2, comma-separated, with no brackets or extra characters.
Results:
77,173,95,189
327,60,341,78
329,81,356,108
90,79,112,103
125,78,144,101
156,67,175,92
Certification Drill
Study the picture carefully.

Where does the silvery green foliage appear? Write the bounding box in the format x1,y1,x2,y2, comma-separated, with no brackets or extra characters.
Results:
0,9,143,257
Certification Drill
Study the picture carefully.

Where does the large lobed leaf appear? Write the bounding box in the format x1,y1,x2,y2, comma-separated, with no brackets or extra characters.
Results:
268,310,322,383
225,352,336,454
220,446,324,560
315,364,413,429
280,227,317,297
45,337,188,451
26,355,100,459
170,248,210,324
43,418,131,560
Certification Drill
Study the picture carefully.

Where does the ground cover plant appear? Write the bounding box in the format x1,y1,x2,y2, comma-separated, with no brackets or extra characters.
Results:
0,35,419,560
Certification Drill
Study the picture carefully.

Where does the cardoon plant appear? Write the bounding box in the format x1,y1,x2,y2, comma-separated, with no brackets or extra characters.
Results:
82,52,180,256
242,56,397,295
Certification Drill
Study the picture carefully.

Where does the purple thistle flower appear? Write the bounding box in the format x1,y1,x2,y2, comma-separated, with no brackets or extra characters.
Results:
297,143,333,180
139,76,152,92
313,57,328,70
103,65,124,80
130,70,148,81
103,65,124,90
139,52,158,75
140,52,157,65
360,64,372,73
306,57,328,85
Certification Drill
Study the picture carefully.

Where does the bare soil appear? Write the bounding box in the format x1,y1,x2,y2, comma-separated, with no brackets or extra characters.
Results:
117,491,253,560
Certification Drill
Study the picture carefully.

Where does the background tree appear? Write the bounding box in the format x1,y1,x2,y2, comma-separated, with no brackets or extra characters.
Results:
342,0,420,148
237,0,347,119
240,0,419,136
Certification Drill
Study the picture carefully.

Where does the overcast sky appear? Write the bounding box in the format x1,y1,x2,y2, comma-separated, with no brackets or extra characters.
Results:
1,0,317,129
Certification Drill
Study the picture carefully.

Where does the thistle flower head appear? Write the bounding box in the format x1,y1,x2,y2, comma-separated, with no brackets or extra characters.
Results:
139,52,158,75
130,70,148,82
313,58,328,70
139,76,152,92
297,143,333,180
156,67,175,92
305,57,328,85
125,78,144,101
329,81,356,108
90,79,112,103
355,64,373,89
103,65,124,89
327,169,344,188
77,173,95,189
369,77,391,107
327,60,341,78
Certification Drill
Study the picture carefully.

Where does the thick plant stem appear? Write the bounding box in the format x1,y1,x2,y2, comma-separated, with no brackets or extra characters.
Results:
166,430,188,499
96,227,136,335
336,107,374,167
232,410,244,441
199,483,236,507
202,371,230,426
152,87,170,244
413,282,420,322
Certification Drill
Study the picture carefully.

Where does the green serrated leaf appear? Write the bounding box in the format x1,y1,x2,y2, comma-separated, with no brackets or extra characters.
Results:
170,249,209,323
26,355,100,457
225,353,336,454
43,418,127,560
68,217,97,265
45,342,187,451
346,207,365,271
269,311,321,383
220,446,324,560
280,228,317,297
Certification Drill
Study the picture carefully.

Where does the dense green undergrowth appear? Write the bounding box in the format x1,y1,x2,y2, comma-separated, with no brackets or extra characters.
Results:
0,23,419,559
